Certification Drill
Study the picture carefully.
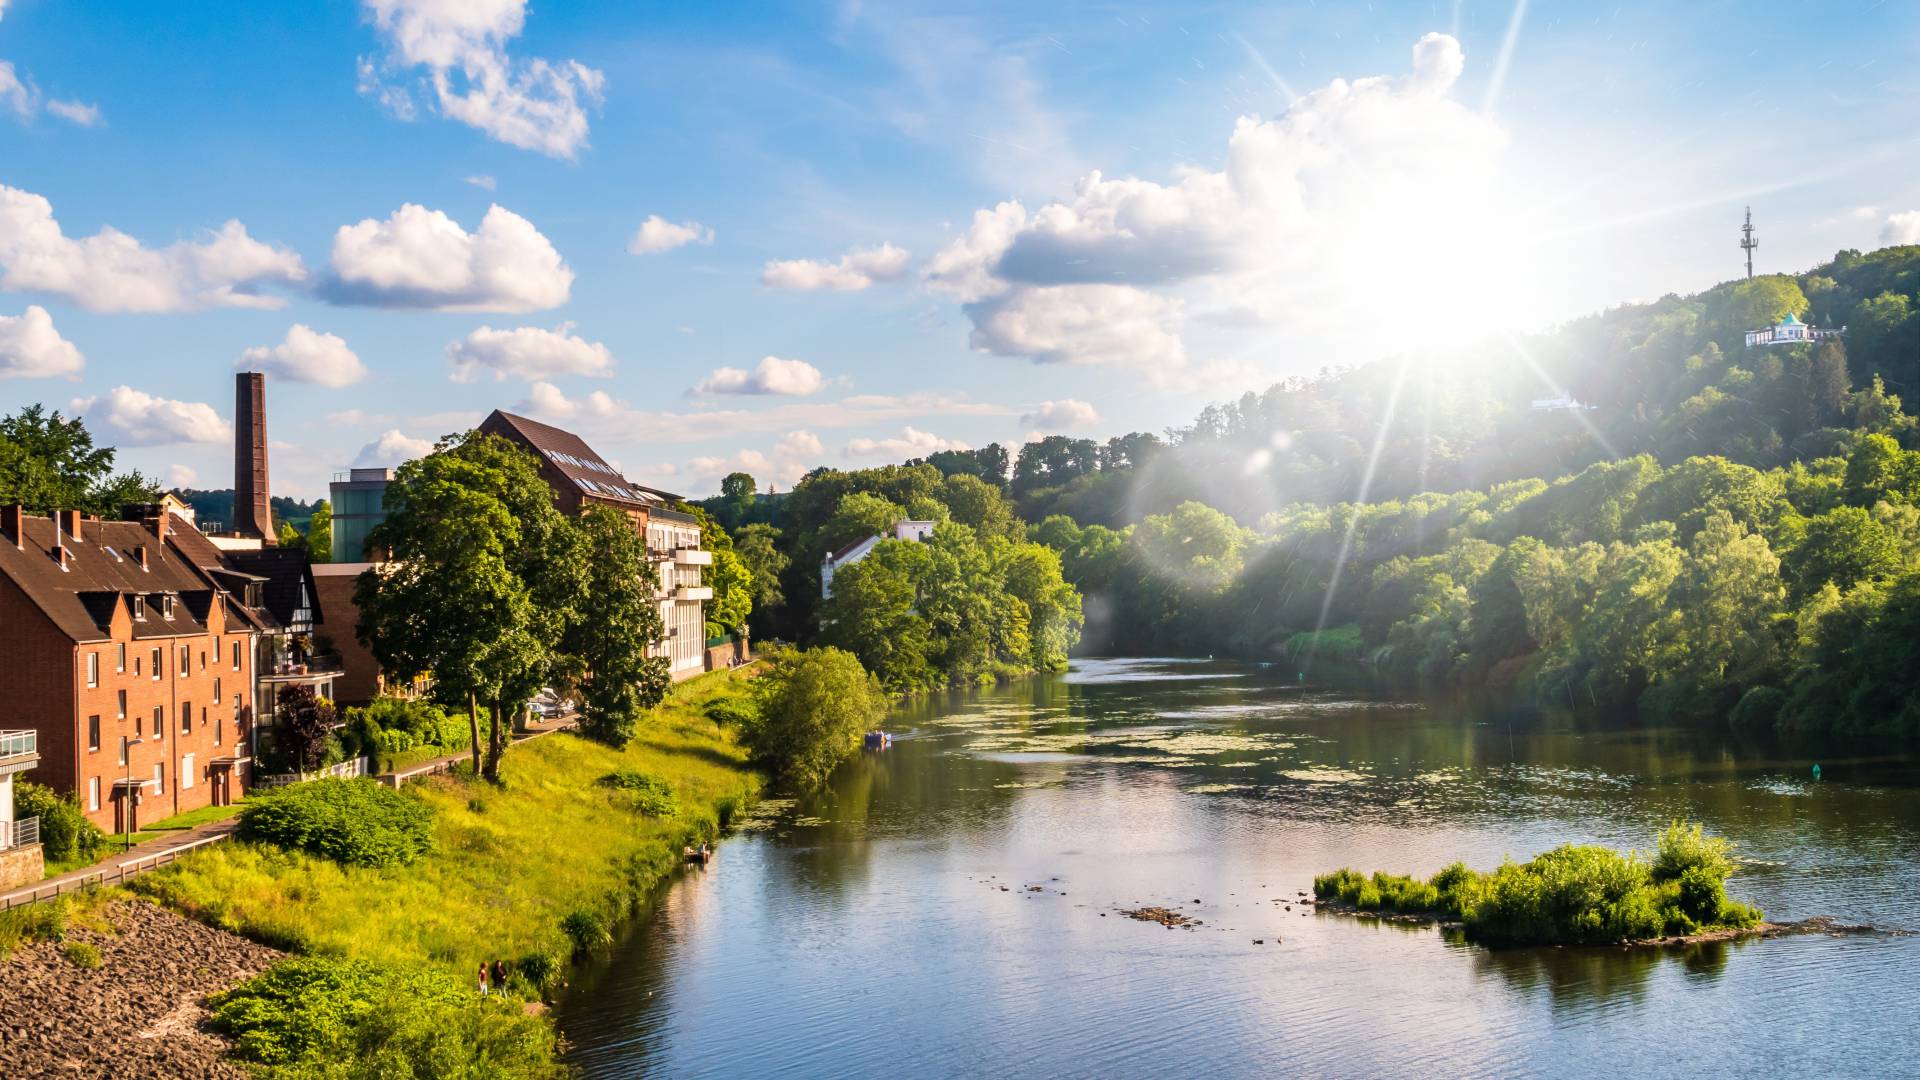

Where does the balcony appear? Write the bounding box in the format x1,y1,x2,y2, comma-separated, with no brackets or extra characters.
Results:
259,651,346,684
675,586,714,601
0,729,38,777
673,549,712,566
0,815,39,852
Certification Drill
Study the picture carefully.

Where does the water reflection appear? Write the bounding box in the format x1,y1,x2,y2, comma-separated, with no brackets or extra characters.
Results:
556,659,1920,1078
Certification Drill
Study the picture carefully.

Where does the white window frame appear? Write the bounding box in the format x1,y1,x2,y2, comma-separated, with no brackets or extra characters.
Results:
181,754,195,790
86,651,99,688
88,776,101,812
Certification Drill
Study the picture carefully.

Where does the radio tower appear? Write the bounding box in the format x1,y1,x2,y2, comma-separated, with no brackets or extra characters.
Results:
1740,207,1758,280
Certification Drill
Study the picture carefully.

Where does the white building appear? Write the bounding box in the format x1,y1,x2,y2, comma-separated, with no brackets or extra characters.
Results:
0,729,40,888
821,520,937,598
1745,311,1843,348
648,513,712,680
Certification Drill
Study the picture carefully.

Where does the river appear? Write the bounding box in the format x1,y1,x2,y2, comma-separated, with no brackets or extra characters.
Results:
554,658,1920,1078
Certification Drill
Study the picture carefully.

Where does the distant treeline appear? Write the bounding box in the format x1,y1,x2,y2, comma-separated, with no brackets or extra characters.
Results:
174,488,326,531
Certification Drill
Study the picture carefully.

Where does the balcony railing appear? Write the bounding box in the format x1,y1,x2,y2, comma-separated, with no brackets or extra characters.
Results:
262,652,345,679
674,549,713,566
675,586,714,601
0,729,35,760
0,815,39,851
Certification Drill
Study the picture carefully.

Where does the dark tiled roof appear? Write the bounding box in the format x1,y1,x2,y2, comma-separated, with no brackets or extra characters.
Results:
480,410,682,507
0,515,215,642
224,547,320,629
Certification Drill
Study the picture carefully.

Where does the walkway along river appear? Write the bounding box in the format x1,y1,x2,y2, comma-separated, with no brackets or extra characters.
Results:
554,658,1920,1078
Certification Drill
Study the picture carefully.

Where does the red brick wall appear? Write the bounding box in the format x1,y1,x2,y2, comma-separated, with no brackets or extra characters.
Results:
0,574,79,797
311,569,382,706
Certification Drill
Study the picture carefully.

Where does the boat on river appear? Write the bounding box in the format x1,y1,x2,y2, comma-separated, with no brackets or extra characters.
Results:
864,731,892,750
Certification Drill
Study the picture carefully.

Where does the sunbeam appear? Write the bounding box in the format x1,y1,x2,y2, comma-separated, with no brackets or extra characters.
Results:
1235,31,1299,105
1482,0,1531,115
1305,359,1411,670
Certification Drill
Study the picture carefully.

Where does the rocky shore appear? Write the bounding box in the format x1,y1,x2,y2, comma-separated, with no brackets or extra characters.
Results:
0,896,281,1077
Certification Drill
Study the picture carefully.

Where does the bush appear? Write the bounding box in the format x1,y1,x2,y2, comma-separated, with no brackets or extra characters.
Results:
561,909,610,955
743,647,887,790
0,898,67,958
238,778,435,868
1653,820,1740,883
597,770,677,817
63,940,102,969
14,781,105,863
705,696,759,728
1729,685,1787,729
207,955,563,1076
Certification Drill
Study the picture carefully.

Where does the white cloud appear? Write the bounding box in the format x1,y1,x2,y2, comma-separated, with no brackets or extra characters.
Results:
923,33,1515,371
0,62,29,118
845,426,969,459
240,324,368,388
0,305,83,379
71,386,231,446
691,355,824,396
0,183,305,312
761,242,910,291
45,99,101,126
165,464,197,489
325,203,571,311
447,323,613,382
519,379,620,418
686,429,822,491
354,429,435,468
777,430,823,457
628,215,713,255
465,174,497,190
970,285,1185,370
518,383,1013,446
1020,398,1100,431
360,0,604,159
1883,211,1920,246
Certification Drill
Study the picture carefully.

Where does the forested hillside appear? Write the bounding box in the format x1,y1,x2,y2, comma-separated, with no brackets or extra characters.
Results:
713,246,1920,737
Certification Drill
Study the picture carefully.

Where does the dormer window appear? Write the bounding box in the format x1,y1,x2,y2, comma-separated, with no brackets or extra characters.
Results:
162,594,176,619
133,594,147,621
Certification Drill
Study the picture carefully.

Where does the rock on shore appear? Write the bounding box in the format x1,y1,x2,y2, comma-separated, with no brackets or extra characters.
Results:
0,897,282,1078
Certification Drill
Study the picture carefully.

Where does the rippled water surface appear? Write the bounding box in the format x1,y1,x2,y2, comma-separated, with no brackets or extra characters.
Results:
555,659,1920,1078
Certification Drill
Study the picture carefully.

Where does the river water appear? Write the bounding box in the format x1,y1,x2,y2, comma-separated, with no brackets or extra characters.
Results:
555,658,1920,1078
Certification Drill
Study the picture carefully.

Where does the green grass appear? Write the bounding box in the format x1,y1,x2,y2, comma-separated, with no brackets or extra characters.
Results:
1314,822,1764,946
133,670,761,981
371,741,466,775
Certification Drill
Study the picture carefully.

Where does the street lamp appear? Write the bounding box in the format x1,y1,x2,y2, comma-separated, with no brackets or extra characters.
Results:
123,735,145,851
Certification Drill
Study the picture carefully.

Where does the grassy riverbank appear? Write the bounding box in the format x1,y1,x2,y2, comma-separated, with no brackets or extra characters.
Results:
135,669,761,988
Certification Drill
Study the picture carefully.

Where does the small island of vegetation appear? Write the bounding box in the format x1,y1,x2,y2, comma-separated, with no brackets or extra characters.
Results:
1313,822,1763,946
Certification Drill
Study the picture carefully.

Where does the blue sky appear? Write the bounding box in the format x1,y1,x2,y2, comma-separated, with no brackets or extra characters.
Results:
3,0,1919,499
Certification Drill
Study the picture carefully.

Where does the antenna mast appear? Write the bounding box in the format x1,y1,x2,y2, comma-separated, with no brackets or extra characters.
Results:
1740,206,1758,280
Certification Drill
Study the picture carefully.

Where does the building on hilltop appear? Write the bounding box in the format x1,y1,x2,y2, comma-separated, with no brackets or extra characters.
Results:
821,520,937,599
1745,311,1844,348
478,410,716,682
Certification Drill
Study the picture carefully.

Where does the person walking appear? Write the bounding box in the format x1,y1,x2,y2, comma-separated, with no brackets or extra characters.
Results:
493,959,510,996
478,962,490,997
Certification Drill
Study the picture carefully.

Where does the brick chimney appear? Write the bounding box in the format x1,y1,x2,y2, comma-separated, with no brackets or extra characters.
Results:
234,371,275,542
3,504,21,548
59,509,83,539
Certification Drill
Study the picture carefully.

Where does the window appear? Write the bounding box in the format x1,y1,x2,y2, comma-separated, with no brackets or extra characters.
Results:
153,762,164,794
152,706,163,738
133,596,146,621
118,735,128,766
87,714,100,752
200,650,207,672
215,710,222,746
181,754,195,790
116,689,126,719
116,643,126,673
179,644,190,672
151,647,162,680
232,641,241,670
86,651,99,688
181,701,192,734
162,595,175,619
214,677,222,702
88,777,100,812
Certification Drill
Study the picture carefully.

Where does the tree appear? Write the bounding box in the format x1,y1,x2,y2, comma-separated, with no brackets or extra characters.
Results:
563,507,670,747
821,491,905,555
743,647,887,789
1785,505,1904,601
305,500,334,563
720,472,756,503
1002,541,1083,670
1675,512,1785,684
679,503,751,638
1132,501,1250,594
279,684,337,772
0,405,156,515
939,473,1020,539
818,540,934,691
734,524,789,613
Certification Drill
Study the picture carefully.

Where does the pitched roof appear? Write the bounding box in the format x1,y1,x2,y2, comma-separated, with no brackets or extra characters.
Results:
0,515,218,642
479,410,683,507
224,547,321,628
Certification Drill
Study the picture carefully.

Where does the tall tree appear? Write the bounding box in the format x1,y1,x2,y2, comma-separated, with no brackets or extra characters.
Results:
0,405,157,515
305,500,334,563
562,507,670,747
734,523,789,613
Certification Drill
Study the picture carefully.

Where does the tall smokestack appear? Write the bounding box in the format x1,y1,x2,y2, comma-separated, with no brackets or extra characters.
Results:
234,371,274,543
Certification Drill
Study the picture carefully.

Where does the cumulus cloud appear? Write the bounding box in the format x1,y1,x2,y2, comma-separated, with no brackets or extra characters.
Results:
845,426,969,459
761,242,910,291
354,429,435,468
447,323,614,382
465,174,496,190
165,464,197,489
0,305,83,379
691,355,825,396
71,386,230,446
0,183,305,313
923,33,1510,372
360,0,605,159
1020,398,1100,431
324,203,571,311
687,429,822,490
1883,211,1920,246
628,215,713,255
519,379,621,419
239,324,368,388
777,430,823,457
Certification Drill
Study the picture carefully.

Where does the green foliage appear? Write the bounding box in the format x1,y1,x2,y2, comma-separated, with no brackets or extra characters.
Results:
343,697,472,765
0,404,157,516
206,955,563,1076
305,500,334,564
238,779,436,868
743,647,887,789
1315,823,1761,946
62,940,102,969
733,523,789,613
276,684,338,773
0,897,69,959
564,506,671,748
14,781,105,863
597,769,678,817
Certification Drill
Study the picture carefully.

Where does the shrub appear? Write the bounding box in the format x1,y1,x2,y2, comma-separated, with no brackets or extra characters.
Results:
0,898,67,958
207,955,562,1076
744,647,887,790
279,684,338,772
597,770,677,817
516,948,560,991
705,696,759,728
1653,820,1739,883
238,778,435,868
63,940,102,969
1729,685,1787,729
14,781,105,863
561,909,610,955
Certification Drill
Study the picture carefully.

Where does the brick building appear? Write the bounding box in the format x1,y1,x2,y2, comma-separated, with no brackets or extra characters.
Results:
0,507,256,834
